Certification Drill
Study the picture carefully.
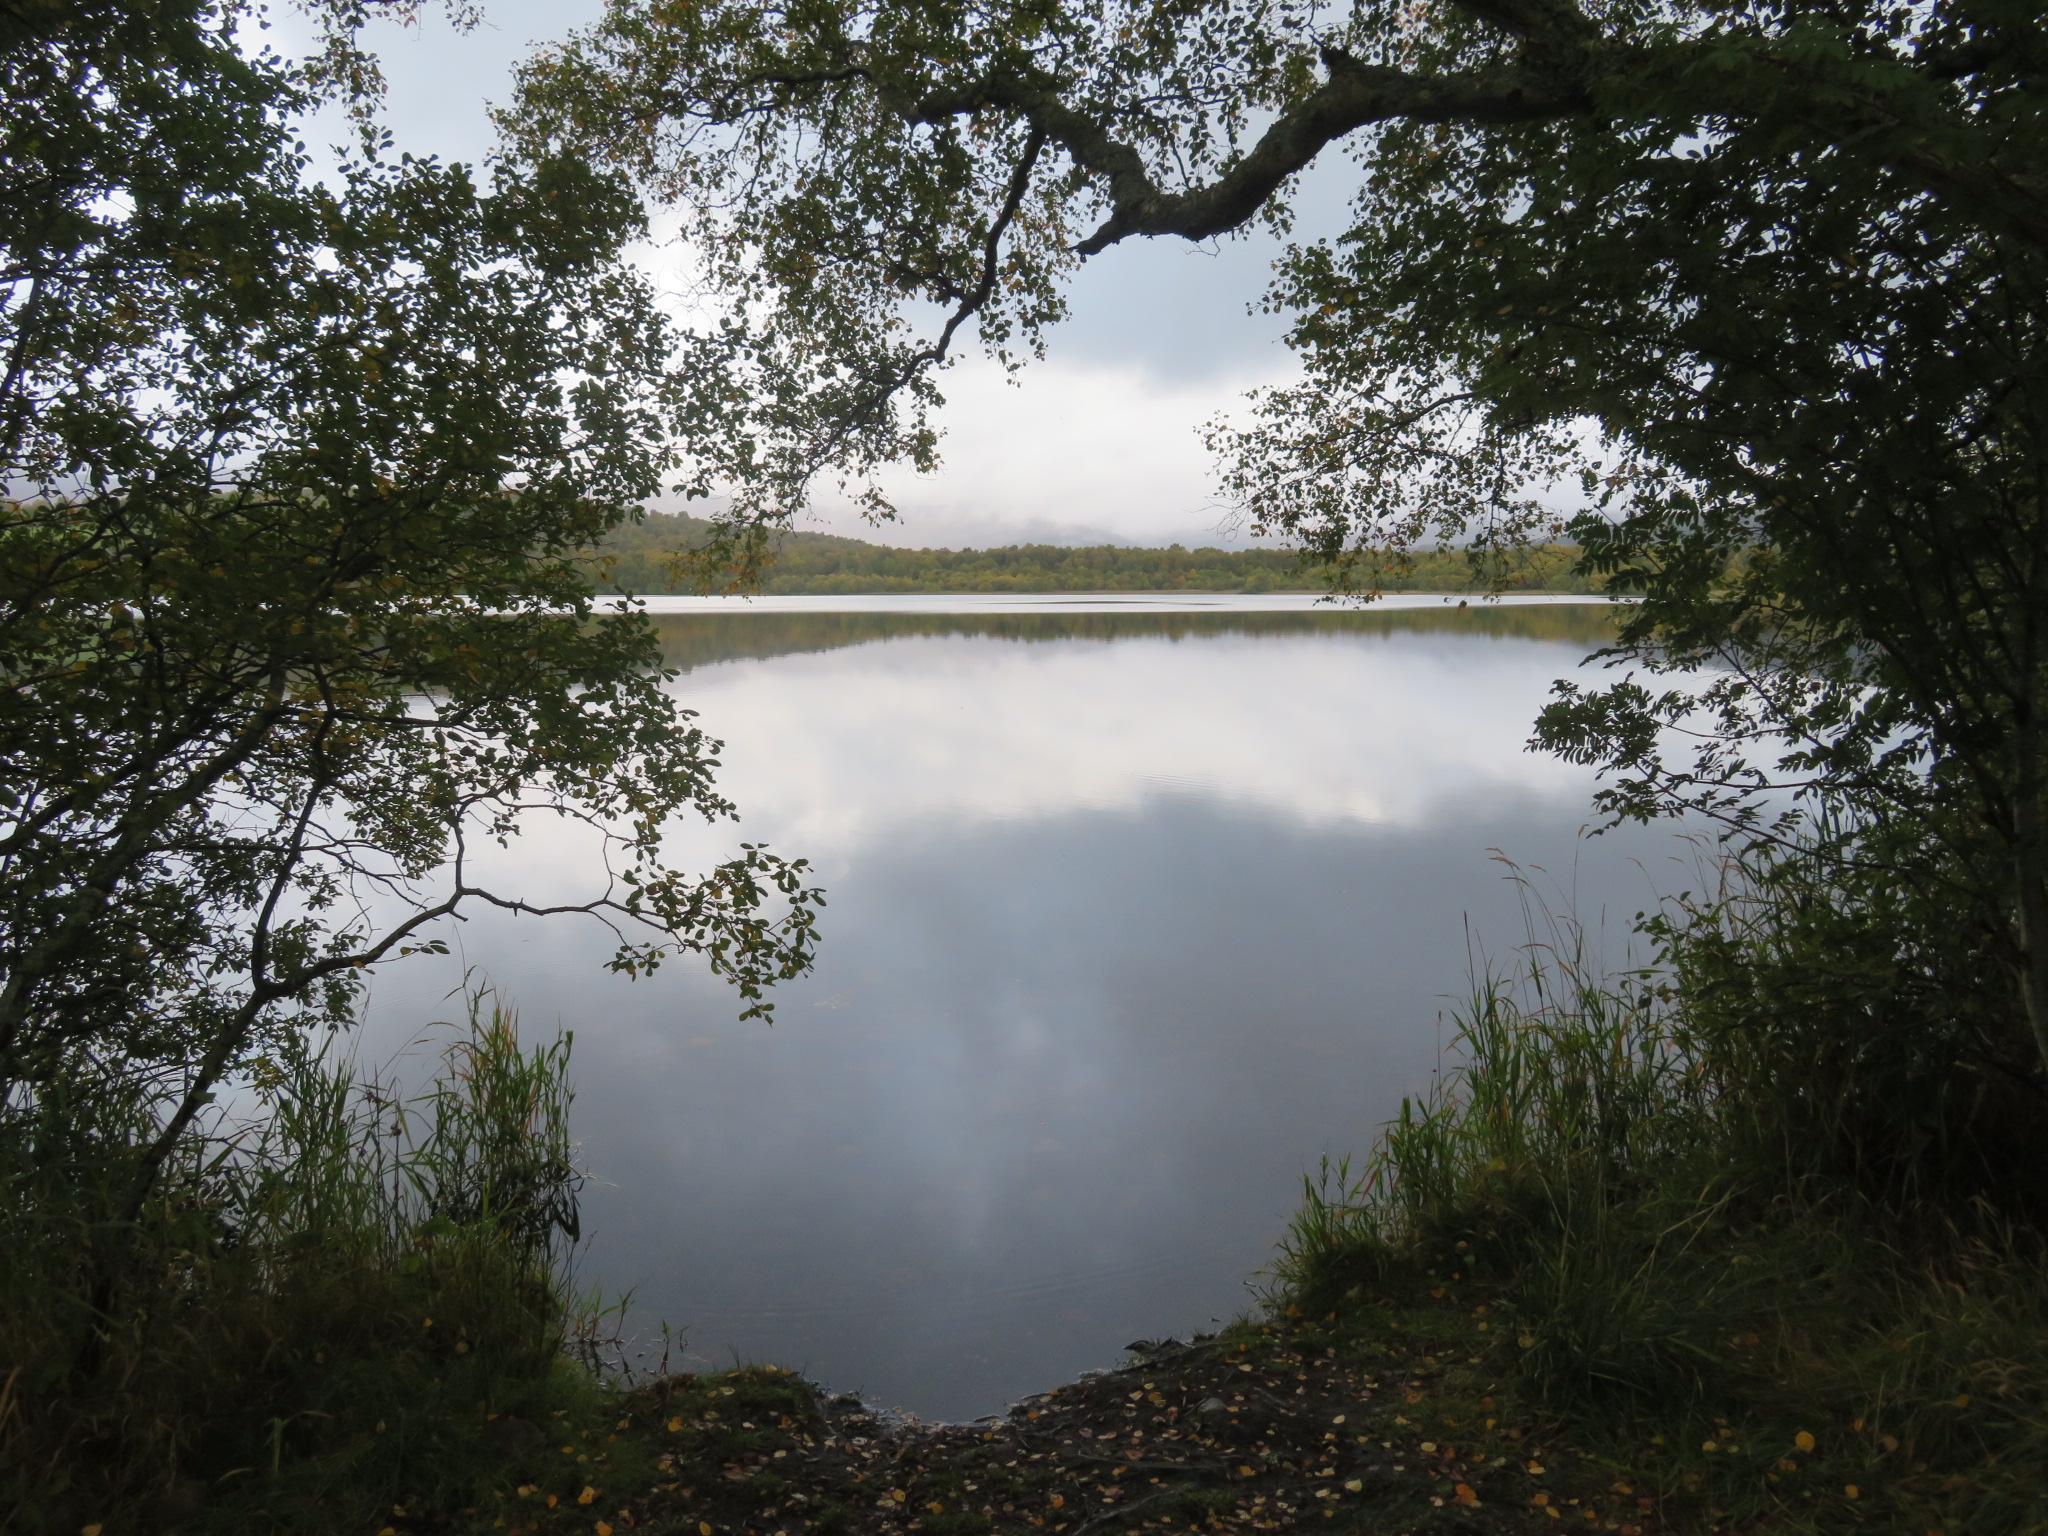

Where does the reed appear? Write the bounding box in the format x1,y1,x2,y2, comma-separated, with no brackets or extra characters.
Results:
0,996,604,1534
1278,858,2048,1530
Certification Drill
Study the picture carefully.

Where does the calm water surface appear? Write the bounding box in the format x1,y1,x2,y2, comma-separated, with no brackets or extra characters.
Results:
361,602,1691,1420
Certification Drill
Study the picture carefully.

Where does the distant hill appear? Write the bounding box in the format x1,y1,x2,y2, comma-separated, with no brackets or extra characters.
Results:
586,511,1603,596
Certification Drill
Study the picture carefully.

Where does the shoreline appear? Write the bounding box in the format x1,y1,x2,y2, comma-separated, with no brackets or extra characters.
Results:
605,593,1622,617
478,1301,1636,1536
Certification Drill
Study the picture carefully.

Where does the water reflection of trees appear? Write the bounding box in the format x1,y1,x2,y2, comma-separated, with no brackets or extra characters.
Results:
649,604,1619,673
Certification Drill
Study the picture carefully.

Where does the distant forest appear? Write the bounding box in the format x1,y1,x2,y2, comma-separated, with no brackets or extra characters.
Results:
589,512,1604,595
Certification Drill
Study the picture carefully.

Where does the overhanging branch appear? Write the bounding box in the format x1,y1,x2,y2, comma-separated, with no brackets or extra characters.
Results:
875,0,2048,257
905,51,1584,257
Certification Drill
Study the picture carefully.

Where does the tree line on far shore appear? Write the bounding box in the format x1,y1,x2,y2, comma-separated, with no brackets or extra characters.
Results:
589,511,1604,595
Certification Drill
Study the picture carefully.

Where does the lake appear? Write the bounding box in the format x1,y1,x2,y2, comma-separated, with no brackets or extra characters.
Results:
359,596,1693,1421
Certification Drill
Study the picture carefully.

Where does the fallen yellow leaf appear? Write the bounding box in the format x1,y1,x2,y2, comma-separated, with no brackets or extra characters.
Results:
82,1527,104,1536
1794,1431,1816,1453
578,1486,598,1505
668,1417,684,1432
598,1525,614,1535
1343,1480,1362,1493
1455,1483,1479,1507
1845,1485,1861,1500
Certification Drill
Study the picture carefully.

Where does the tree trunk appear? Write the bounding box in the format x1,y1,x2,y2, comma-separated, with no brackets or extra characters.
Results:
2016,774,2048,1083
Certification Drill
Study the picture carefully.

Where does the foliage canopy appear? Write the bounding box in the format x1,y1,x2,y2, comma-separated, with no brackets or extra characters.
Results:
509,0,2048,1085
0,0,821,1207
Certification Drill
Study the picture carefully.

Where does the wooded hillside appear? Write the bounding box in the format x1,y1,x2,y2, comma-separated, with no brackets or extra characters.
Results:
591,511,1602,594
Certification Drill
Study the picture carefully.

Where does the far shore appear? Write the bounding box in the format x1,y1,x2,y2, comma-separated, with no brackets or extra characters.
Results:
603,590,1623,616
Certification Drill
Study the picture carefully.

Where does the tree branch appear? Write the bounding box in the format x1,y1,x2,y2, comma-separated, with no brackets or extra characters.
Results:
906,52,1583,257
883,2,2048,257
787,122,1050,481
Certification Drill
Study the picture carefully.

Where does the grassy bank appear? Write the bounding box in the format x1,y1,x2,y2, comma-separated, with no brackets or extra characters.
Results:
1270,864,2048,1534
0,1003,612,1535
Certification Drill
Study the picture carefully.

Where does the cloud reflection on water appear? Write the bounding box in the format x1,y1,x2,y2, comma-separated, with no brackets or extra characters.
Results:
666,628,1595,849
359,608,1689,1420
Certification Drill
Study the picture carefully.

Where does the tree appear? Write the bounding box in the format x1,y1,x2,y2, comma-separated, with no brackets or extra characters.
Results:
504,0,2048,1085
0,0,822,1222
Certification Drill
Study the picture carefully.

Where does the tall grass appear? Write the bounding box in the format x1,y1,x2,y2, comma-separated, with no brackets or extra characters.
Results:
0,996,598,1534
1278,857,2048,1530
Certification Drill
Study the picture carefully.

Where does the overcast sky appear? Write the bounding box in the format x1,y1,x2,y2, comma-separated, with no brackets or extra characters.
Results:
269,0,1360,549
